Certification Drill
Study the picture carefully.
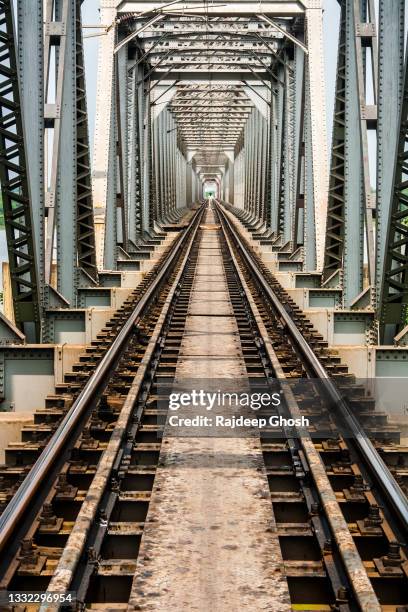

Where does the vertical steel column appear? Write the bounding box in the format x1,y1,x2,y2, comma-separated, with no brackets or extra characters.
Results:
160,111,167,218
103,65,117,270
93,1,116,267
270,89,279,233
353,0,378,290
376,0,405,304
127,63,137,247
244,120,249,213
305,1,328,271
323,0,367,305
152,113,161,222
147,98,155,228
264,88,273,228
17,0,44,296
277,70,287,237
323,2,347,282
44,0,77,302
253,111,261,221
275,68,284,233
285,61,295,245
249,112,255,217
0,0,41,340
141,79,150,233
292,44,305,250
116,46,129,250
303,69,317,271
164,110,170,216
136,67,145,237
343,0,366,305
75,0,98,281
379,39,408,342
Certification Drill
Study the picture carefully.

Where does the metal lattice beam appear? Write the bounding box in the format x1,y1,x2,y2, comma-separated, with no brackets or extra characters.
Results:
322,1,346,282
75,0,98,281
379,43,408,342
0,0,41,340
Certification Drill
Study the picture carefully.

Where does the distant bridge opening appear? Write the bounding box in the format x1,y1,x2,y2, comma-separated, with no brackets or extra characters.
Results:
203,181,218,199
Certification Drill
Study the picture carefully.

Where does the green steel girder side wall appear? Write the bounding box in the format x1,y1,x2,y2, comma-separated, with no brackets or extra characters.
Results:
54,0,77,302
142,79,151,234
343,0,364,306
148,101,156,227
276,61,295,244
293,52,306,251
151,103,190,222
0,0,41,341
323,0,375,305
352,0,377,295
323,1,346,282
17,0,44,299
127,61,144,246
285,61,295,246
116,45,129,250
375,0,405,308
379,41,408,342
42,0,98,301
292,46,304,250
103,66,117,270
303,61,316,271
273,79,283,230
75,0,98,281
264,89,273,227
241,106,269,223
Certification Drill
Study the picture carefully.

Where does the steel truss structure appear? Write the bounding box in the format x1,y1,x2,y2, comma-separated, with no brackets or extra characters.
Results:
323,0,406,320
0,0,41,341
93,2,327,274
0,0,407,345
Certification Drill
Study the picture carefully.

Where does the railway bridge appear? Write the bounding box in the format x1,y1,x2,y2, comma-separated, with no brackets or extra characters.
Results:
0,0,408,609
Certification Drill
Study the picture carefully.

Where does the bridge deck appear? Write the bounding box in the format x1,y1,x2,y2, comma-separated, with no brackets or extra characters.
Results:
128,209,290,611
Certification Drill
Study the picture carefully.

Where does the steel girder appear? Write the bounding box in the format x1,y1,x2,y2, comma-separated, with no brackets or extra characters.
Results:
277,61,295,245
376,0,405,308
116,45,129,251
322,3,347,285
322,0,405,320
0,0,41,341
140,20,285,37
379,39,408,342
75,0,98,281
322,0,376,307
304,4,327,271
118,1,305,15
17,0,44,300
43,0,98,301
292,44,304,249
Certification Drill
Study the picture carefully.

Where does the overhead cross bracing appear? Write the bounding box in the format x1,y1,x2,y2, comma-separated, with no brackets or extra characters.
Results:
169,86,253,160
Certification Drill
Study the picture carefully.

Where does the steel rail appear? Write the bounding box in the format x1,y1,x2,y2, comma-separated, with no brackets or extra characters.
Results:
0,206,204,556
216,201,408,533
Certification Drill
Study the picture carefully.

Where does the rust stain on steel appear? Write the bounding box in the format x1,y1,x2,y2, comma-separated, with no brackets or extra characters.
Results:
41,226,197,607
128,215,290,611
222,221,381,612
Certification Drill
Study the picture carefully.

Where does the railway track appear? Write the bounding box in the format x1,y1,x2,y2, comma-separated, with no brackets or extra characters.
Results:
0,202,407,610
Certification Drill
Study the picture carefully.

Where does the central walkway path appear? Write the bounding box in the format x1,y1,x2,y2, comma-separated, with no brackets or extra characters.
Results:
128,206,290,611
